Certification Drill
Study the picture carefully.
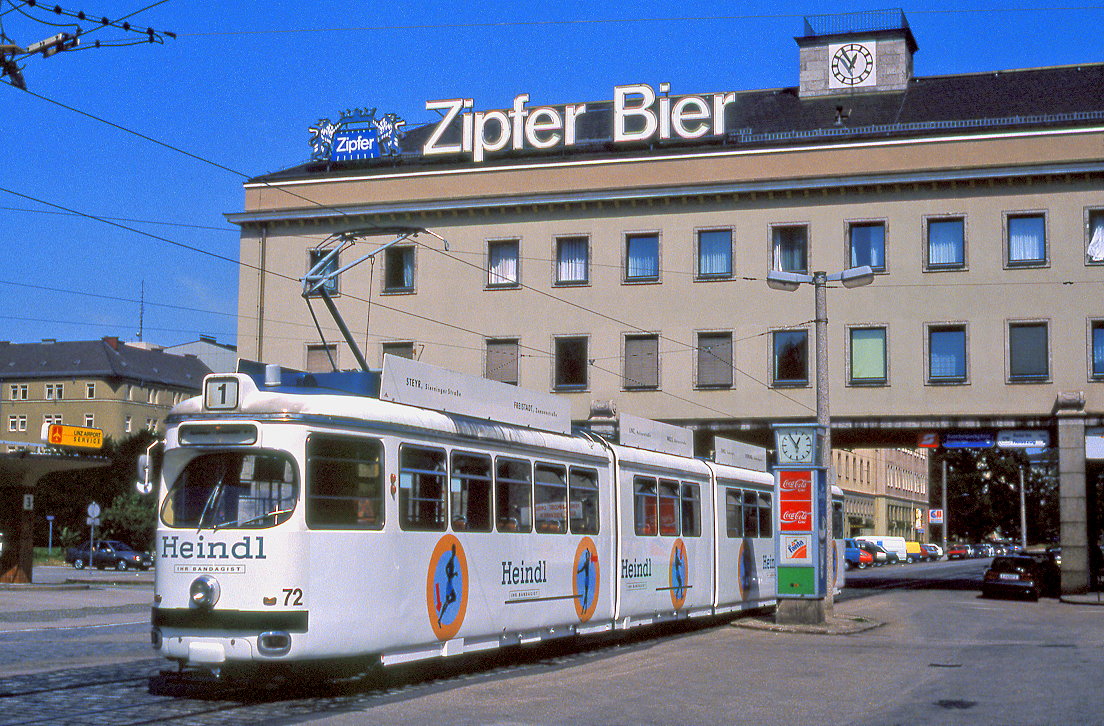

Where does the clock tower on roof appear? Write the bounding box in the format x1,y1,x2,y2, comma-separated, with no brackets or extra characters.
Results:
796,9,918,98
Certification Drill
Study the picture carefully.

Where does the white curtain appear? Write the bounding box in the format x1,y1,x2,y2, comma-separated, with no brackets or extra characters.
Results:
928,219,964,266
698,230,731,276
1088,215,1104,262
488,243,518,285
556,237,588,282
1009,216,1045,262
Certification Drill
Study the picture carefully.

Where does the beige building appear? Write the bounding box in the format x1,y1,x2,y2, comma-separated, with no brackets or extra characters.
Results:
834,448,929,540
0,337,210,451
228,13,1103,587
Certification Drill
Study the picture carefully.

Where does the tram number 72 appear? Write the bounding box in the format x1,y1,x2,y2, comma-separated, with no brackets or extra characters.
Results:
283,588,304,607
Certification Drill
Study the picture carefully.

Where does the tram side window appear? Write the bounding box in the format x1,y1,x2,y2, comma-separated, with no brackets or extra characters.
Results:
634,476,658,536
399,446,447,531
534,463,568,534
743,490,759,537
450,452,492,532
832,497,844,539
725,488,743,538
758,492,773,537
496,457,532,533
658,478,680,536
681,482,701,537
306,436,384,530
569,467,600,535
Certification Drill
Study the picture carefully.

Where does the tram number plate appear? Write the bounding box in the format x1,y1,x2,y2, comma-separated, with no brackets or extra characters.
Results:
205,378,240,410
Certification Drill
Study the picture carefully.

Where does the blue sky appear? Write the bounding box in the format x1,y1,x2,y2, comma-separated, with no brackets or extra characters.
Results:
2,1,1101,349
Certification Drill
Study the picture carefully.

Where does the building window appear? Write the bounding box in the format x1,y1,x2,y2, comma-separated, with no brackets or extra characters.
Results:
145,418,154,431
383,246,415,292
772,225,808,273
696,332,733,388
147,389,156,404
849,221,886,272
624,232,659,282
926,217,965,269
623,334,659,390
10,384,27,401
306,343,337,373
555,236,589,285
928,324,967,383
43,414,62,426
1008,321,1049,382
382,341,416,361
849,327,887,385
306,248,339,296
697,228,732,279
485,338,520,385
1088,209,1104,264
124,416,132,433
554,336,588,390
45,384,63,400
772,329,808,386
1091,321,1104,379
84,414,95,428
1006,213,1047,266
487,239,520,288
86,383,96,399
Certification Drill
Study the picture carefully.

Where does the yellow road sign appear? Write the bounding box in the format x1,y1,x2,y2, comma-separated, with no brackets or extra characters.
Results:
45,424,104,450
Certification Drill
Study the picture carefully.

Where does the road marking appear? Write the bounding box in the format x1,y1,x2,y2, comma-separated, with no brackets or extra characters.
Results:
0,620,146,635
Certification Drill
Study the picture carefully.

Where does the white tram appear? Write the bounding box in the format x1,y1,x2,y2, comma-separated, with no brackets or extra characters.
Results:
149,357,838,676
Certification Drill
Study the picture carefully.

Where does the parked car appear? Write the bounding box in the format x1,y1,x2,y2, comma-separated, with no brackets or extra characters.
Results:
844,538,874,569
982,555,1056,600
858,536,907,564
856,540,889,566
921,543,941,561
904,541,925,563
947,543,970,560
65,540,153,571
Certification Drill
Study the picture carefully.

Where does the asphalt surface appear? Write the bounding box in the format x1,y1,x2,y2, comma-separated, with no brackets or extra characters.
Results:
1,561,1102,725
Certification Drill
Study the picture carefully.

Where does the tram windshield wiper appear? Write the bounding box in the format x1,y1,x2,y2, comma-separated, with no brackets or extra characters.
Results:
212,509,294,531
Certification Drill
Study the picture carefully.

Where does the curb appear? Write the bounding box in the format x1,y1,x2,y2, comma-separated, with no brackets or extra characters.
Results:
1060,593,1104,606
733,614,885,635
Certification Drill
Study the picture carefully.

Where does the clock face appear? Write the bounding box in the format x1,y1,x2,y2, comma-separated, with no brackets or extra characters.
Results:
831,43,875,86
777,429,815,464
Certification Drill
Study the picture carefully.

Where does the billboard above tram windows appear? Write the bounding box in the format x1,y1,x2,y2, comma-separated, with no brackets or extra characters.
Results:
380,355,571,435
714,436,768,471
619,413,693,457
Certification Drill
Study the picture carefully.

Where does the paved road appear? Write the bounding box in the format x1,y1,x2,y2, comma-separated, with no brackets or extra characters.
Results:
0,560,1101,725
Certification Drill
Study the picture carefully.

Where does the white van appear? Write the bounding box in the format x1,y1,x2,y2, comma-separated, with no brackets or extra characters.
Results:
857,536,908,564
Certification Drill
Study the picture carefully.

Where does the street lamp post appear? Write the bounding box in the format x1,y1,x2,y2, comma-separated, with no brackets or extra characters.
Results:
767,265,874,625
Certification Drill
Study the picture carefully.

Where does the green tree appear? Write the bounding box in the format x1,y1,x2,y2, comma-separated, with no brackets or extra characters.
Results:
930,447,1057,544
34,431,158,547
103,490,157,550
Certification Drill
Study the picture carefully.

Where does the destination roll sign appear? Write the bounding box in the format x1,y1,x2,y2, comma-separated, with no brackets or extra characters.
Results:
423,82,738,162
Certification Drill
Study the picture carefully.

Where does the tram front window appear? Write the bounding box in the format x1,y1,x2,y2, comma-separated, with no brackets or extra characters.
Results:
161,451,297,529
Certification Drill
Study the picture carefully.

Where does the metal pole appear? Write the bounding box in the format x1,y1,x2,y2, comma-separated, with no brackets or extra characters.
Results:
813,271,832,616
1019,465,1028,549
941,458,948,552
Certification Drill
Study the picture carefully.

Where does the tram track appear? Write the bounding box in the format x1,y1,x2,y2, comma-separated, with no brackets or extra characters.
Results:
0,619,722,725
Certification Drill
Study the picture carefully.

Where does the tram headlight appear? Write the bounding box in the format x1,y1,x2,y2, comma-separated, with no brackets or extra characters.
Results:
189,575,221,610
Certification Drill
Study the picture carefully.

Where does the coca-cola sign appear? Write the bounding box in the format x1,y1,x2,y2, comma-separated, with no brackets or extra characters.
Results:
779,499,813,533
778,470,813,501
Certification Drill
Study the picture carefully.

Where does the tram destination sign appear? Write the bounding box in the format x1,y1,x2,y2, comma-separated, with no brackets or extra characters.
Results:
380,355,570,435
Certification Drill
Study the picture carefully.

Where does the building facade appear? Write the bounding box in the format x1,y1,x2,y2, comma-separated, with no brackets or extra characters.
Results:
0,338,211,451
834,448,929,539
227,13,1104,586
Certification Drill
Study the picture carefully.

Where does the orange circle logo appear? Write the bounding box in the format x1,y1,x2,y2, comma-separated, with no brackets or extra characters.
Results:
670,538,688,610
572,537,600,622
425,534,468,641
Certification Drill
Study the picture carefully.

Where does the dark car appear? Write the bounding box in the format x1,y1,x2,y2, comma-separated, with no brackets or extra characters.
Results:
65,540,153,571
981,555,1055,600
921,543,940,561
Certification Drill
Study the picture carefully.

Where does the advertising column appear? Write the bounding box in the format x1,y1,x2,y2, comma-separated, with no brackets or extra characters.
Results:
776,468,827,598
